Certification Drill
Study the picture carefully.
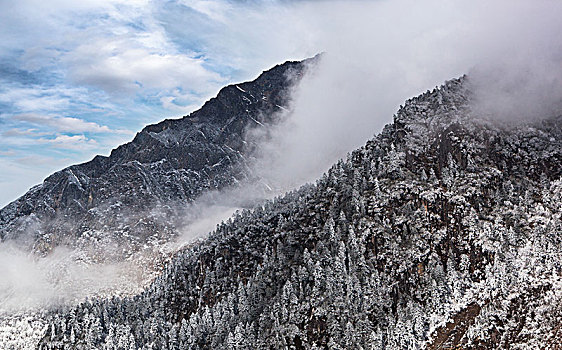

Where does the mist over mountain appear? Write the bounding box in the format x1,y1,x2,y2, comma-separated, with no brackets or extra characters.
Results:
18,68,557,349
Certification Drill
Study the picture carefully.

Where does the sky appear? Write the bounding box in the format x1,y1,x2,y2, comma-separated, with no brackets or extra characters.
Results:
0,0,312,206
0,0,561,207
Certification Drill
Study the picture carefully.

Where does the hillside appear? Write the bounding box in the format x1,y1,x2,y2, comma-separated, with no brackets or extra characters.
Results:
37,76,562,349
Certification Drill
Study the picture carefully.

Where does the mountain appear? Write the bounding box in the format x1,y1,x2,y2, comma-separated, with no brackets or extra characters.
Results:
0,58,313,260
36,76,562,349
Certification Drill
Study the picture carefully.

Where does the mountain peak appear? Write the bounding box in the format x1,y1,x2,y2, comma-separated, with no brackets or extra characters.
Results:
0,58,315,259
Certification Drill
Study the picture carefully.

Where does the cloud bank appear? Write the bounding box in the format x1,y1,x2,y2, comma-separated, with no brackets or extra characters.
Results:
247,0,562,189
0,242,148,312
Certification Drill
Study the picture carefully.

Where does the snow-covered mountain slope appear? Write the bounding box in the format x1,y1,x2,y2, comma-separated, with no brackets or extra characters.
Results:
37,76,562,349
0,58,312,261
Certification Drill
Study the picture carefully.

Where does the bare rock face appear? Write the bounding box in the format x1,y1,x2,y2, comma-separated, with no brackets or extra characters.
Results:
38,76,562,349
0,58,312,259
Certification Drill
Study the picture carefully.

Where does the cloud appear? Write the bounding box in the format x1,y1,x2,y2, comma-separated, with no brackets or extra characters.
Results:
0,150,16,157
0,0,226,106
0,242,150,312
238,0,562,191
11,113,132,134
0,85,102,115
0,243,57,310
155,0,317,81
469,55,562,121
2,128,44,137
64,37,225,95
37,134,98,151
0,87,71,112
464,0,562,121
160,95,199,114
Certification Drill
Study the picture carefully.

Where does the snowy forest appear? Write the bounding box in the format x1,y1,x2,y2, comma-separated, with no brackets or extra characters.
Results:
27,77,562,349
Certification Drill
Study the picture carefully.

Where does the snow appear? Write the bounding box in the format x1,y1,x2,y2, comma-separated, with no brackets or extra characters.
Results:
0,312,47,350
248,116,264,126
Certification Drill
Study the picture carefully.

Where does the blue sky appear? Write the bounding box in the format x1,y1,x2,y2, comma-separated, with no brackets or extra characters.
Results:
0,0,324,206
1,0,560,207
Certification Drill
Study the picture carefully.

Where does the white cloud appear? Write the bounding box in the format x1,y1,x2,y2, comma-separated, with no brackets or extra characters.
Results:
64,38,224,95
158,1,318,80
2,128,44,137
0,85,97,114
0,150,17,157
178,0,232,23
160,96,198,114
13,113,133,136
246,0,562,190
1,88,70,112
464,0,562,121
0,241,150,311
38,134,98,151
12,113,116,134
1,0,224,101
